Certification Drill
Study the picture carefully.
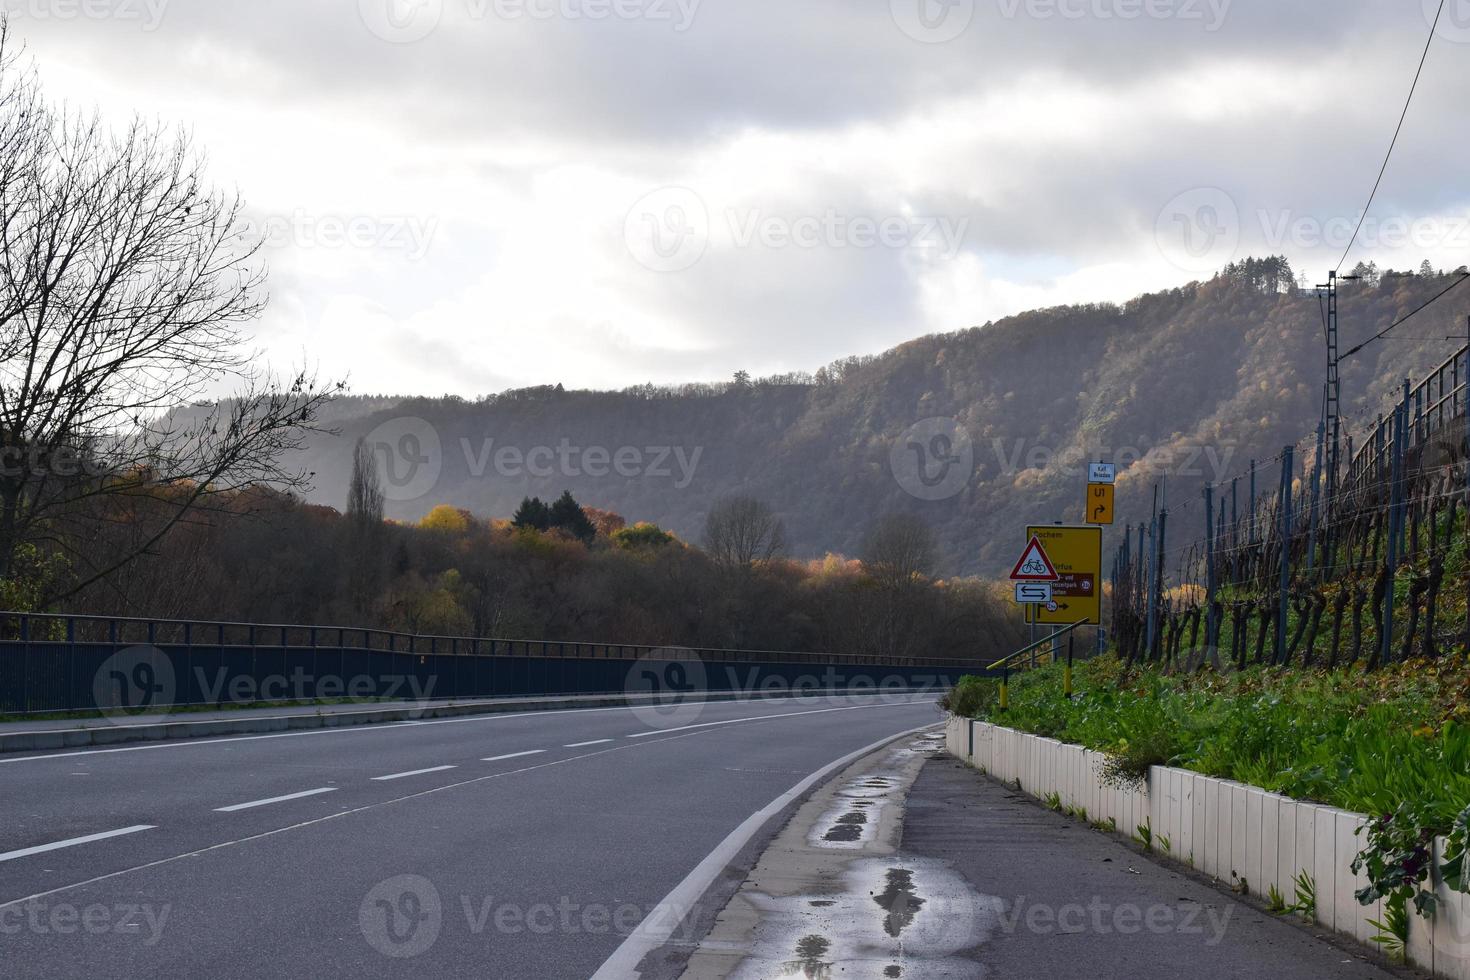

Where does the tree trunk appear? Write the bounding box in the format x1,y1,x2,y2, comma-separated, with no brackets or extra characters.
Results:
1299,589,1326,667
1327,587,1348,668
1422,552,1444,660
1349,586,1367,667
1401,573,1426,664
1253,601,1271,666
1286,594,1310,665
1367,565,1388,672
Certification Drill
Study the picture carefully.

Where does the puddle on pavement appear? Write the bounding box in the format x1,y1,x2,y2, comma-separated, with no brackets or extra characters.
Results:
810,768,907,848
732,858,999,980
874,869,925,937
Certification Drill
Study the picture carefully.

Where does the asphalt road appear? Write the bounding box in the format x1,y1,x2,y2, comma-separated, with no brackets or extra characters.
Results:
0,693,942,978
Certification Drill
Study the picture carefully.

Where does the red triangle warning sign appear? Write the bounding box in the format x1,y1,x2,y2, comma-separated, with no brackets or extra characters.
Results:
1009,535,1060,582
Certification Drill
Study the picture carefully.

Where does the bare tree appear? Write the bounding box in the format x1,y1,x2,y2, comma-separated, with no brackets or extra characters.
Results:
861,513,938,591
0,27,335,604
345,437,385,527
859,513,940,659
703,495,786,568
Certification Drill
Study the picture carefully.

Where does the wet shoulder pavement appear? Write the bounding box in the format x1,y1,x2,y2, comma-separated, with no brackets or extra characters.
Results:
676,737,1415,979
897,756,1410,980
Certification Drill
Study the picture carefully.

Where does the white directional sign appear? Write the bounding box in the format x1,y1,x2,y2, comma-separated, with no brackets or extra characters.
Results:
1088,462,1116,484
1014,582,1054,605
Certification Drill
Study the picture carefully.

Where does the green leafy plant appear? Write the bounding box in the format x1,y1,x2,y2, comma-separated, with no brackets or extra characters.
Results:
1266,884,1288,914
1290,870,1316,919
1158,834,1172,855
1367,896,1409,961
1135,819,1154,852
1044,792,1062,812
1351,804,1439,920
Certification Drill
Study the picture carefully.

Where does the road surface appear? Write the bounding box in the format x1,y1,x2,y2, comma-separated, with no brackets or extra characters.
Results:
0,693,941,978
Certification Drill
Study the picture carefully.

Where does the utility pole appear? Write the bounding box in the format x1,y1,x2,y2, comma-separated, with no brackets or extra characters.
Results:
1318,271,1360,572
1308,406,1325,573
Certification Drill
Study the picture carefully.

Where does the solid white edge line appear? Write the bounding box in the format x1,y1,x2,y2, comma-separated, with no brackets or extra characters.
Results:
564,739,612,748
213,787,338,813
370,765,457,782
625,699,926,738
481,750,546,762
589,721,942,980
0,824,156,864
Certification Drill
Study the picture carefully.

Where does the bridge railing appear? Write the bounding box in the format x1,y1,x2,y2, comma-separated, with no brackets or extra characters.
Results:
0,610,972,715
0,610,952,667
1345,342,1470,493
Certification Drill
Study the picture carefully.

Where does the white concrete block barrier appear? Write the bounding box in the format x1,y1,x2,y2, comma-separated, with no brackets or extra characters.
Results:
945,715,1470,978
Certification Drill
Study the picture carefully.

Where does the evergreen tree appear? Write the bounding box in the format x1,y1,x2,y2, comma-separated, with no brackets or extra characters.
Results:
548,490,596,544
511,496,551,531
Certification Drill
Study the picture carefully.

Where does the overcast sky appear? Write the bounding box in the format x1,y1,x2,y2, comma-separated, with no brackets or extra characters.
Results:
18,0,1470,395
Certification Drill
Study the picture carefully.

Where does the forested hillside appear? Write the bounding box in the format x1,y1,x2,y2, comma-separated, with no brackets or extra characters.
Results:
290,259,1469,576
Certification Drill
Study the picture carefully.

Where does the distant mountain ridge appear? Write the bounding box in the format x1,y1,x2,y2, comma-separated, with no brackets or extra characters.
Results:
283,262,1469,576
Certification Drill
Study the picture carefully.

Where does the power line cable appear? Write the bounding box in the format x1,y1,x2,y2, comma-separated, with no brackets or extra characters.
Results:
1340,272,1470,360
1336,0,1446,274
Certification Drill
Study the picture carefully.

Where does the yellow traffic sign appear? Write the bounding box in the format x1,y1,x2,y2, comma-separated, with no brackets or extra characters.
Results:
1024,525,1102,625
1086,483,1115,525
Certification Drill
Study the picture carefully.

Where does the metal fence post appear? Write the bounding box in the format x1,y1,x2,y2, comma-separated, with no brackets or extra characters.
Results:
1382,402,1405,667
1276,446,1294,665
1204,484,1217,654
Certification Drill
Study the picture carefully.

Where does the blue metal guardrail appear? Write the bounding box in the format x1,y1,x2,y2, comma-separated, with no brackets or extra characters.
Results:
0,611,985,715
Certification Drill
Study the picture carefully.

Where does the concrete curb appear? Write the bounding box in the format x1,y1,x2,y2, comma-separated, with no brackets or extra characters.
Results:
0,688,935,754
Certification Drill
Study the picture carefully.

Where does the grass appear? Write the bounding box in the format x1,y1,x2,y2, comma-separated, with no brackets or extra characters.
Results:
943,653,1470,838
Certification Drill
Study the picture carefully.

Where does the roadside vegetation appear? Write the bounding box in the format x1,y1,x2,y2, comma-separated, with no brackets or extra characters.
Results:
943,656,1470,952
